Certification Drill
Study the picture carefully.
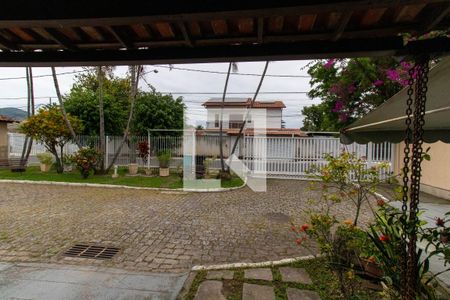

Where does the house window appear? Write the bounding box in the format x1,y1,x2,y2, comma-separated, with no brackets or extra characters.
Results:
214,114,219,128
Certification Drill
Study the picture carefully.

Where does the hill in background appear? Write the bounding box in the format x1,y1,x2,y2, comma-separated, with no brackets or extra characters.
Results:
0,107,27,121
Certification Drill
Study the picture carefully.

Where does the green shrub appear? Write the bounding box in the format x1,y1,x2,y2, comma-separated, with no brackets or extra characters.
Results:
72,147,100,179
157,150,171,168
36,152,53,165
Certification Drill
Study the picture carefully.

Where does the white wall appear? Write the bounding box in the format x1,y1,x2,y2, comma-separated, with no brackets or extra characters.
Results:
206,108,282,129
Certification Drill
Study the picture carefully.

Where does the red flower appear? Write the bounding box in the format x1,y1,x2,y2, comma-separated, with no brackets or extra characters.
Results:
296,238,303,245
379,234,389,242
300,224,310,232
377,199,385,207
436,217,445,227
290,224,297,232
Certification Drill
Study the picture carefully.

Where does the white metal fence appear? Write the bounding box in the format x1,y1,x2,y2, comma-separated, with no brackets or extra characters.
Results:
243,136,394,179
7,133,394,179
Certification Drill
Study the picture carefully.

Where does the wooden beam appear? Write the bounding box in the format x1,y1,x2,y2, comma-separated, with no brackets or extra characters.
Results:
80,26,105,41
155,22,175,38
0,30,19,50
360,8,388,26
394,4,427,23
237,18,254,34
108,26,134,48
177,21,193,47
0,1,444,27
43,27,78,50
211,20,228,35
268,16,284,32
298,15,317,32
332,11,353,41
257,17,264,43
422,3,450,31
1,36,447,67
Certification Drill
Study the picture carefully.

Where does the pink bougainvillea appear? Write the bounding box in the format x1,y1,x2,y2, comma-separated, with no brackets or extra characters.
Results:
347,84,356,94
339,113,348,123
324,59,336,69
373,79,384,87
386,69,400,81
332,101,344,112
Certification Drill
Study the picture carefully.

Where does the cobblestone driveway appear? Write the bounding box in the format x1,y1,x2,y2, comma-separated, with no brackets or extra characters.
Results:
0,180,374,273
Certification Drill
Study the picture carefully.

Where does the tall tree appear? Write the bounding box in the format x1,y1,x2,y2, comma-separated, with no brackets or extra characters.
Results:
106,65,142,172
64,70,130,136
51,67,82,148
131,91,185,136
97,66,106,173
227,61,269,172
302,57,408,131
219,63,232,173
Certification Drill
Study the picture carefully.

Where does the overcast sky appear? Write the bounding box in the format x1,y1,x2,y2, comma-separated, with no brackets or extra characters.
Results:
0,60,321,128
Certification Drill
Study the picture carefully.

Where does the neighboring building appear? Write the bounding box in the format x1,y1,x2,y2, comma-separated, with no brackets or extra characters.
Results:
0,115,16,160
202,98,306,137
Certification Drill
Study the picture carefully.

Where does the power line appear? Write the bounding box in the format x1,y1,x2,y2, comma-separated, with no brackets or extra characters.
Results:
161,91,309,95
154,65,310,78
0,70,85,81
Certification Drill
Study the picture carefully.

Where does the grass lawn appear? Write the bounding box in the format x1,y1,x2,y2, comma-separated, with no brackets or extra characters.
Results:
0,166,244,189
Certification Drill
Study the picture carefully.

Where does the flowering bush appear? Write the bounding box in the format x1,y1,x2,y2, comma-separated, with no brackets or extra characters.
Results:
137,141,149,165
292,214,373,298
309,151,391,226
72,147,100,179
366,204,447,299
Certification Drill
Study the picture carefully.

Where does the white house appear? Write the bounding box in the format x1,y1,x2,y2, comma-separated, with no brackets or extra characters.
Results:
203,97,284,129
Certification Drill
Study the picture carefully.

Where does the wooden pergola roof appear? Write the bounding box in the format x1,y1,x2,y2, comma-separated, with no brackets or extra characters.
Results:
0,1,449,66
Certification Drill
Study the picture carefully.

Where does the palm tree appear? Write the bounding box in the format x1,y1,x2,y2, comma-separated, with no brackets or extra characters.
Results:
51,67,81,149
227,61,269,172
106,65,142,172
218,62,238,176
21,67,35,164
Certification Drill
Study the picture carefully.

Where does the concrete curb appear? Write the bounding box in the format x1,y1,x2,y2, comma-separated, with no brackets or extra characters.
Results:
191,255,317,271
0,179,246,193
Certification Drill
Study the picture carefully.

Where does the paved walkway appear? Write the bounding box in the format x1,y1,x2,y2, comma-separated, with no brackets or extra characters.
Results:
0,180,375,273
0,262,187,300
191,267,320,300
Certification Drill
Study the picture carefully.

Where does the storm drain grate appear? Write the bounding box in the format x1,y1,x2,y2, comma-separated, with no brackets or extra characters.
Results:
63,244,120,260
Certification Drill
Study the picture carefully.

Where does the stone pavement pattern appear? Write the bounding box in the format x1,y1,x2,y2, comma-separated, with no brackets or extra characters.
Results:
279,267,313,284
194,268,321,300
0,262,186,300
0,180,375,273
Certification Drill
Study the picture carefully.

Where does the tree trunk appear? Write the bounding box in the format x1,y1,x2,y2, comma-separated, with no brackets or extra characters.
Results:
106,65,141,172
50,146,63,174
51,67,81,149
219,63,232,173
24,67,35,162
97,66,106,173
227,61,269,172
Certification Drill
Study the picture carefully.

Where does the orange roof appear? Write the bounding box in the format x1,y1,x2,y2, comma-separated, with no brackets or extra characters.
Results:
0,115,16,123
203,98,285,109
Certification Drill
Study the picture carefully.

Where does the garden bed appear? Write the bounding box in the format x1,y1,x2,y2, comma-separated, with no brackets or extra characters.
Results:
0,166,244,189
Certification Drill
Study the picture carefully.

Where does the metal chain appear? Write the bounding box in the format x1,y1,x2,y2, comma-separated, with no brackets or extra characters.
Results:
400,61,416,299
405,55,430,299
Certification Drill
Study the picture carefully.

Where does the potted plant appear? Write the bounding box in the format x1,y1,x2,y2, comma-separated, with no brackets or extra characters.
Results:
128,162,139,175
137,141,150,175
157,150,171,177
36,152,53,172
72,147,100,179
127,138,139,175
63,154,73,172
